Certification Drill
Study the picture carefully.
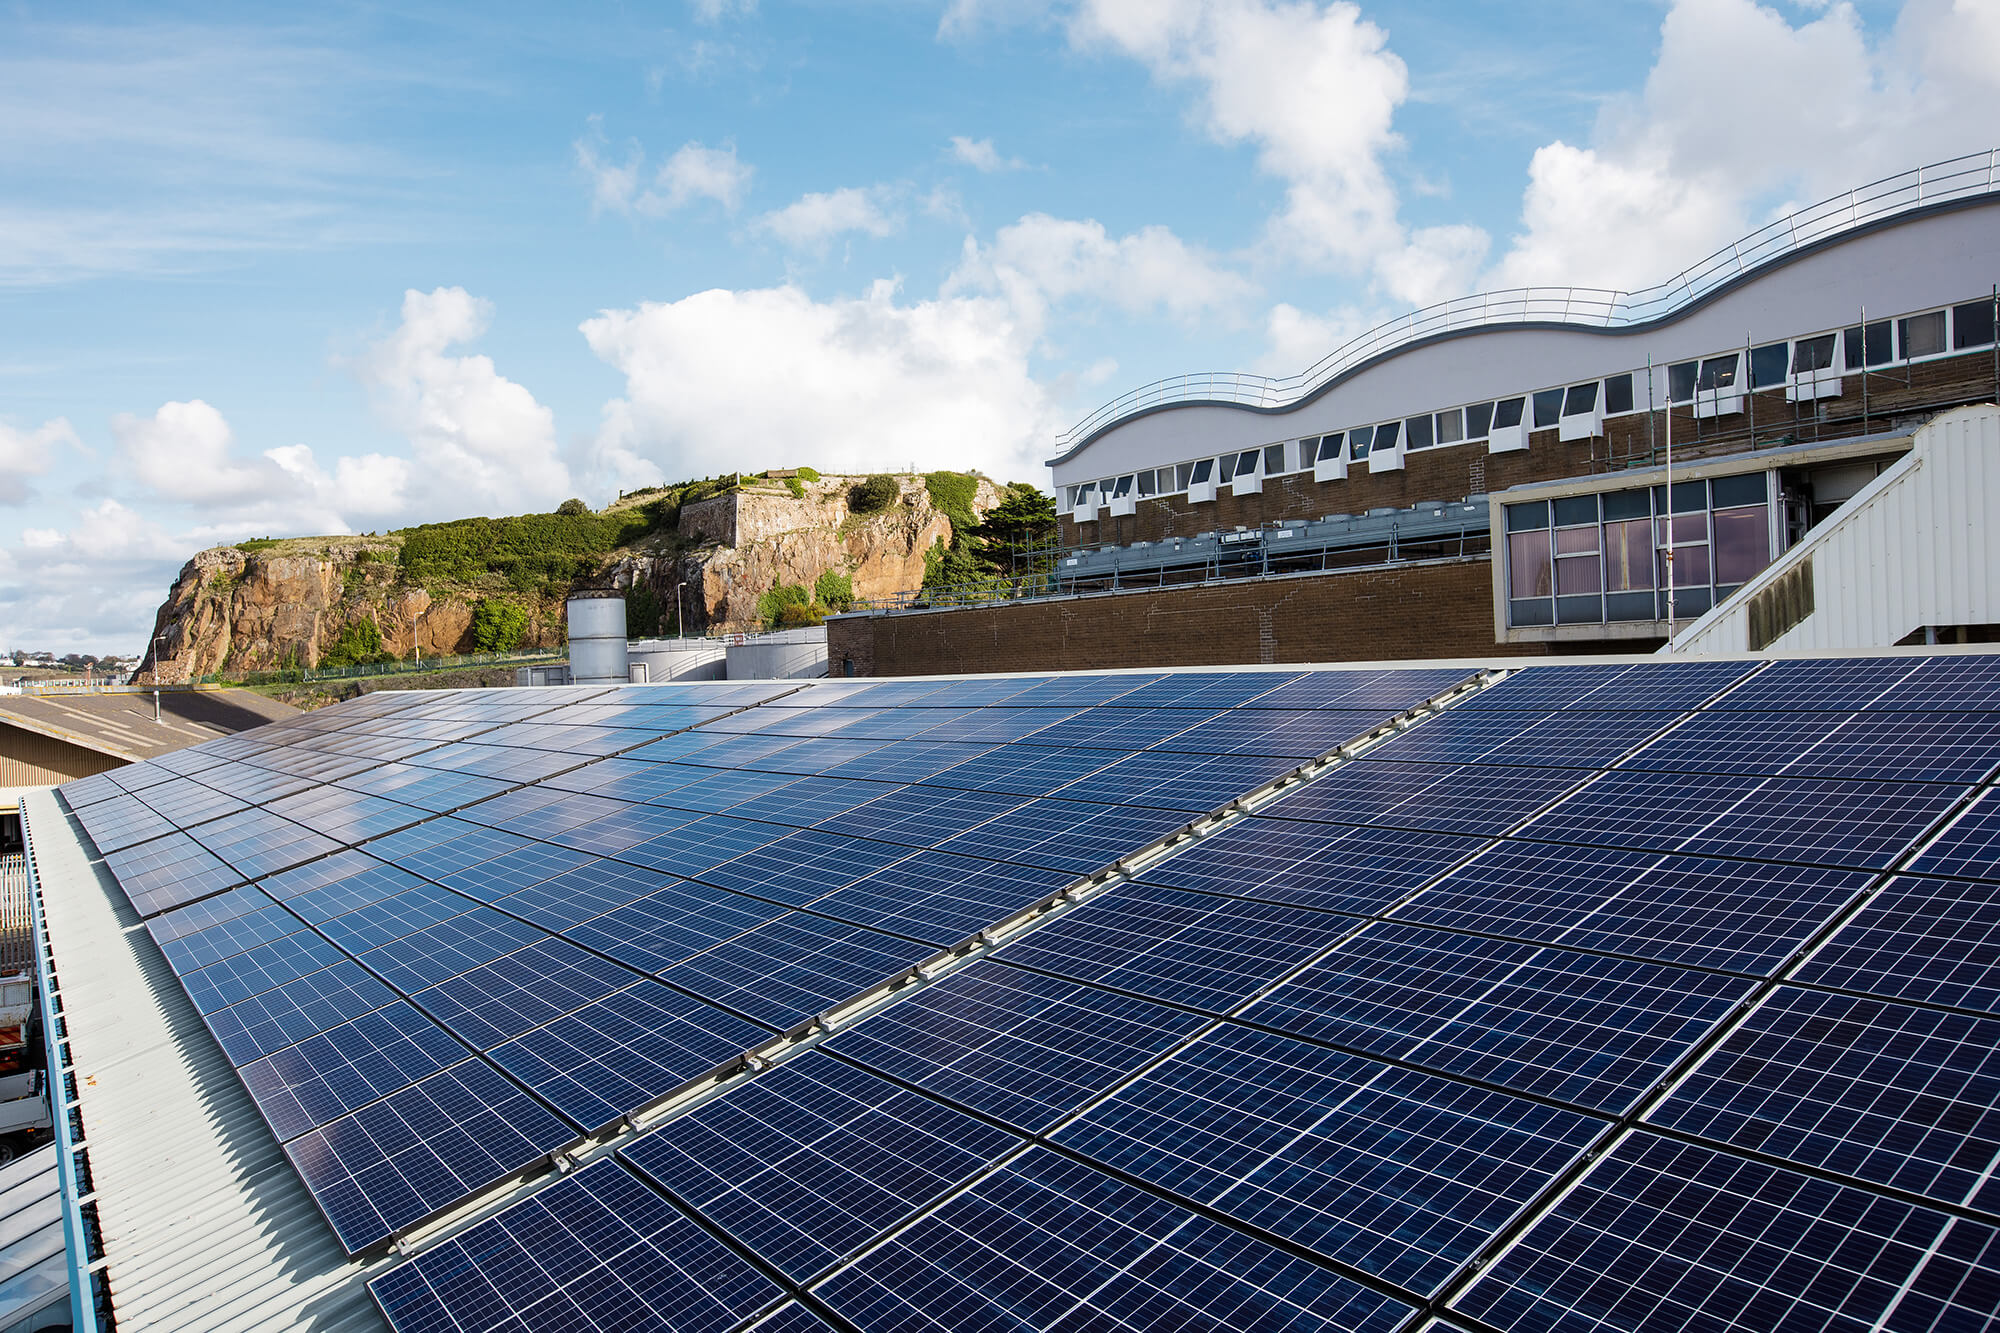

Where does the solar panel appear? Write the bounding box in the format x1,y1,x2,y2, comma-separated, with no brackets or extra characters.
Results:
287,1057,577,1253
68,656,2000,1329
1453,1133,2000,1333
813,1149,1413,1333
1053,1024,1603,1293
489,981,769,1132
823,963,1206,1133
1394,842,1874,974
368,1158,782,1332
619,1051,1018,1281
1794,874,2000,1013
997,880,1364,1015
1649,986,2000,1211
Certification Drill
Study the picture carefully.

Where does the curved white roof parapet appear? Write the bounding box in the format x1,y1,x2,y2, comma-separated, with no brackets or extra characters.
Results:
1049,149,2000,464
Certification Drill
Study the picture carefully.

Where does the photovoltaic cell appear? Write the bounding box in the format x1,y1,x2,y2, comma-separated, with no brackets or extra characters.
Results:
146,883,281,947
998,880,1363,1015
434,841,598,901
817,786,1025,846
1650,987,2000,1211
104,832,240,917
658,912,938,1030
694,829,913,905
561,878,789,975
1618,709,1857,776
72,795,178,854
489,858,671,931
921,744,1119,797
204,959,399,1065
1394,842,1874,975
315,880,482,955
1905,786,2000,882
369,1158,782,1333
356,909,548,994
1795,875,2000,1014
1142,818,1484,916
239,1001,469,1142
415,937,636,1050
933,798,1190,875
158,902,305,975
1054,749,1301,812
181,929,349,1013
809,850,1072,947
490,980,769,1132
287,1057,577,1252
620,1052,1018,1281
613,814,796,877
824,962,1206,1133
1710,655,1920,711
1454,1133,2000,1333
813,1149,1413,1333
1055,1024,1603,1293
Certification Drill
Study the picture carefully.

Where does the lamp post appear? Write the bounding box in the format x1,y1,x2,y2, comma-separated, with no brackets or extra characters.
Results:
152,633,167,722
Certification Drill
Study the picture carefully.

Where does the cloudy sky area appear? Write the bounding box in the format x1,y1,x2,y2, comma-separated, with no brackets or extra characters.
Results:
3,0,1996,653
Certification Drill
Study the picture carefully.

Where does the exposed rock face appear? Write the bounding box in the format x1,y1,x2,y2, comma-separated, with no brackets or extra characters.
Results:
139,473,1006,680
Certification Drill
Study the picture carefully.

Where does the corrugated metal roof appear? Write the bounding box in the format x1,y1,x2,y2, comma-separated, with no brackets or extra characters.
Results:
0,1143,70,1329
0,691,301,765
21,789,386,1333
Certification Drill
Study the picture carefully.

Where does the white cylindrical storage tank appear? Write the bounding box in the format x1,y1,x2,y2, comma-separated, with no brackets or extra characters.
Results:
567,593,630,685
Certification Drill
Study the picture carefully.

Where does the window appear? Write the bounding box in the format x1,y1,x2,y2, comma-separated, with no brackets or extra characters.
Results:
1218,453,1237,483
1668,361,1698,403
1658,512,1710,589
1317,433,1345,463
1137,470,1158,497
1238,450,1261,476
1265,443,1287,476
1189,458,1214,484
1468,402,1497,437
1506,500,1549,532
1067,482,1094,509
1176,462,1195,490
1509,530,1553,598
1435,408,1464,445
1711,472,1767,508
1111,475,1134,497
1792,334,1837,373
1555,525,1601,594
1844,320,1892,368
1603,373,1634,415
1493,398,1525,429
1374,421,1401,453
1697,355,1738,391
1954,300,1997,350
1532,388,1565,428
1900,311,1947,359
1349,425,1374,460
1712,506,1770,586
1405,414,1436,450
1562,383,1599,416
1750,342,1789,389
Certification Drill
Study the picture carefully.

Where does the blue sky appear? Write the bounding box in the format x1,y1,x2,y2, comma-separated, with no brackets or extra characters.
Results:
3,0,1994,653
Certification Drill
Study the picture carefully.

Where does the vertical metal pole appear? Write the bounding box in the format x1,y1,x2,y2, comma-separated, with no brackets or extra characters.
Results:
1664,389,1677,651
1860,305,1870,434
1746,333,1755,449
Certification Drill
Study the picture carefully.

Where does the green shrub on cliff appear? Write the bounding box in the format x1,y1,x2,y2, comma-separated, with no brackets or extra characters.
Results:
847,475,898,514
471,599,529,652
320,619,392,668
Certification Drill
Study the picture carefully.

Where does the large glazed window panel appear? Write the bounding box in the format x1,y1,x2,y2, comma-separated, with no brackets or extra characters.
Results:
1603,518,1655,593
1508,531,1553,599
1712,504,1771,586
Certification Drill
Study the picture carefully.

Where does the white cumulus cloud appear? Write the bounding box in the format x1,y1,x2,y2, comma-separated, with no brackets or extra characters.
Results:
948,213,1256,327
579,281,1060,492
576,133,753,217
355,286,569,514
1488,0,2000,291
755,186,903,250
949,136,1025,172
0,417,80,505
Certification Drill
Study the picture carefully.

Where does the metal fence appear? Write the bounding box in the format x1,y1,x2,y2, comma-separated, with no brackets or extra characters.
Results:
193,648,566,688
1052,149,2000,453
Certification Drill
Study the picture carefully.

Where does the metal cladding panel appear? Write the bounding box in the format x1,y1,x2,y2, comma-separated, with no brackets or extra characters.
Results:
1677,405,2000,653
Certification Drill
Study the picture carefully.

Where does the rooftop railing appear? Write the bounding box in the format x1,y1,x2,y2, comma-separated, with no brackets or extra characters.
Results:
1052,149,2000,456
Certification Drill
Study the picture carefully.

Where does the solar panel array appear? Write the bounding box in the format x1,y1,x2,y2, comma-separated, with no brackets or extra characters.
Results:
63,653,2000,1333
64,666,1468,1257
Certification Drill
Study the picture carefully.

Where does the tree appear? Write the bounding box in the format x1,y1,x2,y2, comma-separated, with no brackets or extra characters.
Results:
847,475,899,514
556,498,589,516
471,599,529,652
969,484,1058,576
815,569,855,614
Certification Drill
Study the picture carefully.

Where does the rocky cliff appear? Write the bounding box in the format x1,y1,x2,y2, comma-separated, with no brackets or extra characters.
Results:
138,472,1006,682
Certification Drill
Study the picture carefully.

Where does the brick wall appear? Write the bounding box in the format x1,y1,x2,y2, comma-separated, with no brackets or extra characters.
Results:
828,557,1551,678
1059,349,2000,546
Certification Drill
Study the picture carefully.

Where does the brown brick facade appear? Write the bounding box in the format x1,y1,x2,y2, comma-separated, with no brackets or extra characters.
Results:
828,557,1551,678
1059,349,2000,546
